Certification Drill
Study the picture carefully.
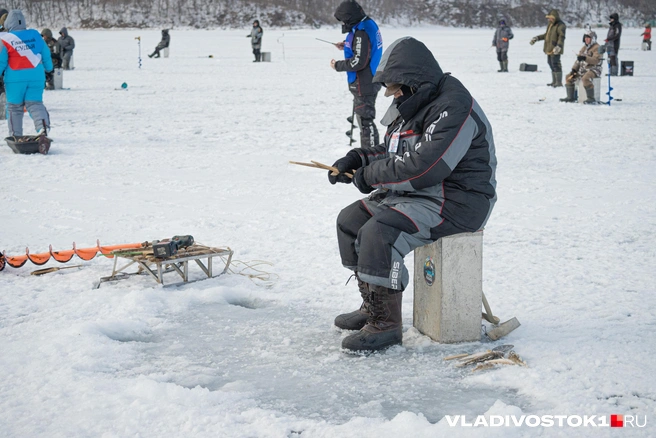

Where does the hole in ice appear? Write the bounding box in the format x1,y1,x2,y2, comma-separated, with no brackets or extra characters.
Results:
222,290,266,309
94,321,155,343
225,297,261,309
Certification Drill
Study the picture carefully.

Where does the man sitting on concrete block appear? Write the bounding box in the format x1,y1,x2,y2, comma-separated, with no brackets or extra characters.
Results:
327,37,498,352
561,29,602,104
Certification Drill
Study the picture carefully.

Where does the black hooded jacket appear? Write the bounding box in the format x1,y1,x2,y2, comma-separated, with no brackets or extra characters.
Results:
352,37,497,232
606,13,622,52
156,30,170,50
333,0,380,96
334,0,365,32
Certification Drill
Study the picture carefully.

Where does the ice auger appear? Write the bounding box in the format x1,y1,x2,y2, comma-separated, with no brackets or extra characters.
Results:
0,241,147,271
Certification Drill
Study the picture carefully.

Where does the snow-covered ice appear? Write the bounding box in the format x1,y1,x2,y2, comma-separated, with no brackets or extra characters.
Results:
1,26,655,437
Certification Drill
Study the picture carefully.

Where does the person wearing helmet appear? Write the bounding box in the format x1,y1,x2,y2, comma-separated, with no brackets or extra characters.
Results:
560,30,602,104
246,20,263,62
492,17,514,72
327,37,497,352
530,9,567,87
0,9,53,153
641,24,651,51
148,29,170,58
330,0,383,148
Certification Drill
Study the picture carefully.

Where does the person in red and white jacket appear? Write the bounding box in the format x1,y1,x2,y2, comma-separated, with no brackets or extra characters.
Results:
0,9,53,152
641,24,651,51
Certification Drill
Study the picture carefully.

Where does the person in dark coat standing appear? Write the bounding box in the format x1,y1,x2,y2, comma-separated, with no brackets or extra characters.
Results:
605,13,622,76
41,28,61,89
327,37,497,352
57,27,75,70
247,20,263,62
148,29,170,58
492,18,514,72
330,0,383,148
530,9,566,87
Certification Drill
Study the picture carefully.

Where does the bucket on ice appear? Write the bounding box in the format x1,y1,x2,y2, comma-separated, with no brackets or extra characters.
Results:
53,68,63,89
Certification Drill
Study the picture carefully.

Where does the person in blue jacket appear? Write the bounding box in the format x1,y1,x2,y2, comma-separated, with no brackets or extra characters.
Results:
330,0,382,148
0,9,53,153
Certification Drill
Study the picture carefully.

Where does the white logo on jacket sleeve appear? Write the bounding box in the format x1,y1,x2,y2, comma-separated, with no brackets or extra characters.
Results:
424,111,449,141
350,36,362,67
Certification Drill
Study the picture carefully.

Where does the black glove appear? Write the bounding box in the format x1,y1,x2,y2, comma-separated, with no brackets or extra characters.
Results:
352,168,374,194
577,55,587,62
328,150,362,185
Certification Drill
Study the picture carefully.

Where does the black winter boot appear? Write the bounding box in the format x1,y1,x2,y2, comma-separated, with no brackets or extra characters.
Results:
38,121,50,155
553,72,563,87
583,86,596,104
560,84,576,102
498,61,504,72
503,60,509,72
334,275,371,330
546,72,555,86
342,284,403,352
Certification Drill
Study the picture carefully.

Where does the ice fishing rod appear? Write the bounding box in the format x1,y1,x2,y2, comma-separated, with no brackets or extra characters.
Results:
316,38,338,46
278,33,286,60
31,265,84,276
289,160,353,178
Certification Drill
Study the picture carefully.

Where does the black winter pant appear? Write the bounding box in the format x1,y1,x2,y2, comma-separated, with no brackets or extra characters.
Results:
252,48,261,62
336,196,464,291
496,50,508,62
352,93,379,148
547,54,562,72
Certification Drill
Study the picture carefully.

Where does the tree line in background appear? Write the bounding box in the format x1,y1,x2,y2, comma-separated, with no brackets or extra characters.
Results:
5,0,655,29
